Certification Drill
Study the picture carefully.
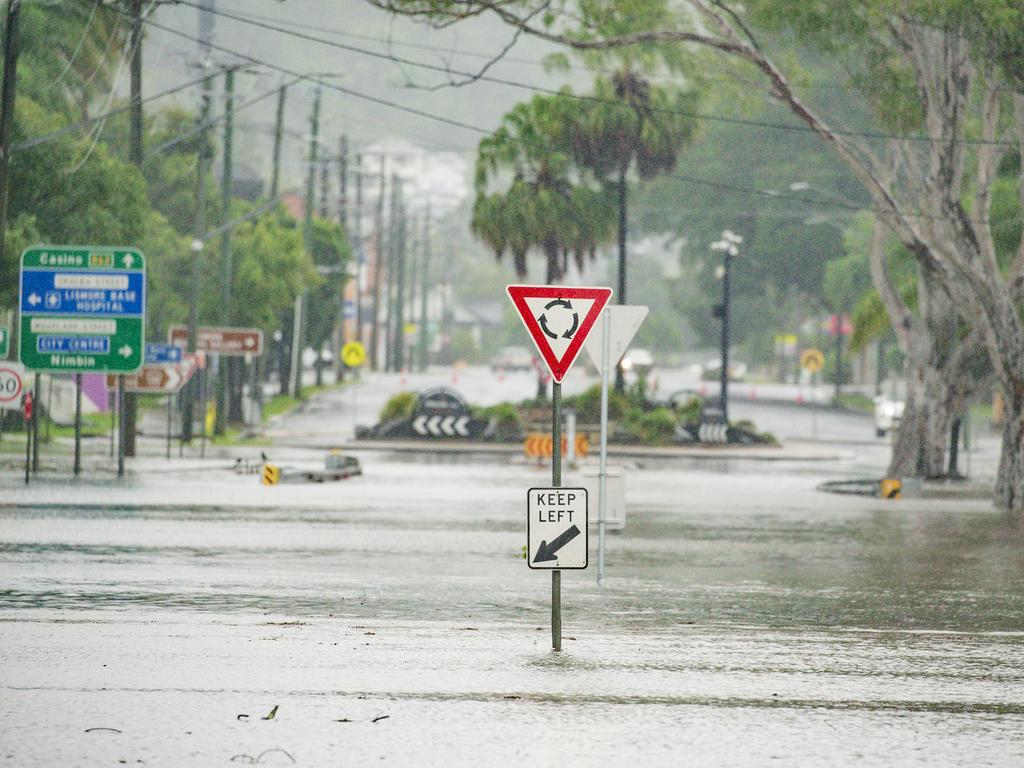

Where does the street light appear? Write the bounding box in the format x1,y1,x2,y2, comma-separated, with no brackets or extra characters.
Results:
710,230,743,424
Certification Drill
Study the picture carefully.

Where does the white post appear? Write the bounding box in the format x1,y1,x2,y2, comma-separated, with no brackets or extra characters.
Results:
598,306,610,585
566,408,576,466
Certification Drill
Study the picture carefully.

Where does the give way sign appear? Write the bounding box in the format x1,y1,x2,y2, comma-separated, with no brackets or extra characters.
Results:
506,285,612,382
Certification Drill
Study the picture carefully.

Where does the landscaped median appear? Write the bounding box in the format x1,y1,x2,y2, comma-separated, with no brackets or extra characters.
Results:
359,384,778,448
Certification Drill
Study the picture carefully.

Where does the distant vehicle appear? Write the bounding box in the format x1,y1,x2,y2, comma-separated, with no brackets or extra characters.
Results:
302,347,334,368
874,396,905,437
491,345,534,371
701,359,748,382
621,348,655,377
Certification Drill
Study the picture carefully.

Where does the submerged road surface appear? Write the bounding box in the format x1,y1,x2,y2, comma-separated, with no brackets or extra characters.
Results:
1,451,1022,766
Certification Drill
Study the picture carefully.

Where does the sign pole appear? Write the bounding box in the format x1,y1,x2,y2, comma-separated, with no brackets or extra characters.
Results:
812,372,819,440
166,394,172,460
551,380,562,652
117,375,125,477
109,390,116,458
31,372,38,473
598,307,610,585
23,395,30,485
73,373,82,476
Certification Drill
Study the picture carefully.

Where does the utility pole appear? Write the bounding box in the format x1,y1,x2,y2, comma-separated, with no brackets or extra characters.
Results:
184,0,215,443
405,214,419,371
338,136,348,227
614,165,628,392
121,0,145,462
318,155,329,219
388,175,406,372
269,81,286,198
352,151,362,345
333,136,350,380
369,157,386,370
0,0,21,366
214,68,234,436
417,208,431,372
293,87,321,399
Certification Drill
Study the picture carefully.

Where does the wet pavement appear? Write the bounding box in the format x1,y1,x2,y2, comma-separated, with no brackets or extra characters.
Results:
2,445,1022,765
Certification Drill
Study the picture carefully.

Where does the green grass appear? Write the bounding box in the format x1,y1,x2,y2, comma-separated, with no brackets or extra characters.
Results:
838,392,875,413
42,412,114,440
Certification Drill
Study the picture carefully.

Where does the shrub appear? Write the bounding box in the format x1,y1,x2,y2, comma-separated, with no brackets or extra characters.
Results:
379,391,417,423
625,407,678,446
570,383,628,422
480,402,523,440
674,395,703,424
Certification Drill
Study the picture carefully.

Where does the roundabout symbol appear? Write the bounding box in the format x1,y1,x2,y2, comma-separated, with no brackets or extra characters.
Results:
538,298,579,341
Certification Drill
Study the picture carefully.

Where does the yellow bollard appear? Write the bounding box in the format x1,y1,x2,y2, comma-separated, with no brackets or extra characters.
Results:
262,464,281,486
880,478,902,499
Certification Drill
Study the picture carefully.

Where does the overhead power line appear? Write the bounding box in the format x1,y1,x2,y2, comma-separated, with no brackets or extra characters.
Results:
11,71,212,153
172,0,1014,148
97,2,948,221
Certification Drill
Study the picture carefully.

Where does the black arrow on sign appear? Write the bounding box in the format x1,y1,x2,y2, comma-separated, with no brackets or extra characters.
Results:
533,524,581,563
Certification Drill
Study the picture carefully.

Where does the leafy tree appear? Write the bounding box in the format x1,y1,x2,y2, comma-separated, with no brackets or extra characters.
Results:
305,217,352,380
472,92,615,282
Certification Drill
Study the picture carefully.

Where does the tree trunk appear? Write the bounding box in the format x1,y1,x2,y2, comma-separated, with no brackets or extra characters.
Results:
994,388,1024,512
889,361,951,478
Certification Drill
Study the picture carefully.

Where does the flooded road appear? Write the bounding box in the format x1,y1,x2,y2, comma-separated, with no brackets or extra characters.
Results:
2,452,1022,765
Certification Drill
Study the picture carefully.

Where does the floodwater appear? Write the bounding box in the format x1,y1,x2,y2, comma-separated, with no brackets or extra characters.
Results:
2,451,1023,765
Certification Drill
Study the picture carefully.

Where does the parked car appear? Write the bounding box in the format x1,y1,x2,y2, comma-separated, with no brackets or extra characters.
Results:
491,345,534,371
302,347,334,368
701,358,748,382
873,396,905,437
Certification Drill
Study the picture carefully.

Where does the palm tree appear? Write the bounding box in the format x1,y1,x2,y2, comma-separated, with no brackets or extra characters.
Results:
571,71,697,389
472,93,615,283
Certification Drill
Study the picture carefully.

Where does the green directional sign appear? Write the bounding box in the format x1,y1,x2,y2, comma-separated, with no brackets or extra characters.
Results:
0,325,8,358
19,246,146,374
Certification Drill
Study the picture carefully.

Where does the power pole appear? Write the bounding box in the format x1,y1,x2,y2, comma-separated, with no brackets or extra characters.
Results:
214,68,234,436
337,136,348,227
0,0,22,347
614,166,628,393
318,156,329,219
385,175,400,371
390,178,407,372
293,86,320,399
184,0,215,443
122,0,144,461
369,157,386,370
333,136,349,380
270,81,286,198
417,209,431,372
352,150,362,345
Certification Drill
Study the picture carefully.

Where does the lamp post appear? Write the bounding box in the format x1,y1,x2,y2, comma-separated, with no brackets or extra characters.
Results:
710,230,742,424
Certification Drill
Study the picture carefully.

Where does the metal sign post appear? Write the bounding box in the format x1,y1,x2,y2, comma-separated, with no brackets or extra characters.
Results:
598,307,610,585
551,380,562,652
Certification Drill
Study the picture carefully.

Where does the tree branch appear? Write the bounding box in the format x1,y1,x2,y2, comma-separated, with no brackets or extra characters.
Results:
971,69,1003,275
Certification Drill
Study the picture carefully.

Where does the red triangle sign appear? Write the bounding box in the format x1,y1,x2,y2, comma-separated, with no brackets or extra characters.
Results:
506,284,613,382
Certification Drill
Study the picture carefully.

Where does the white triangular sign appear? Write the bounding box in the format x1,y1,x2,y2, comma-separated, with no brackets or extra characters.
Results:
584,305,649,370
506,285,613,382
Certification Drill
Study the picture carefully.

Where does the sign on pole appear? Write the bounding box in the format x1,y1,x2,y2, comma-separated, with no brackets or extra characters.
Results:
0,361,26,410
0,325,9,358
145,342,183,364
583,305,649,370
168,325,263,356
506,285,612,382
341,340,366,368
19,246,146,373
528,487,588,569
801,348,825,373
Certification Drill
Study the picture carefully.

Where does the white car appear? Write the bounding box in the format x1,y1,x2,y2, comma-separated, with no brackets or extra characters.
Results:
491,346,534,371
874,397,905,437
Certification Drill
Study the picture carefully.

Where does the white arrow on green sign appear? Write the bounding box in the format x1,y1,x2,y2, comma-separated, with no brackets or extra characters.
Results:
18,246,146,374
0,325,9,358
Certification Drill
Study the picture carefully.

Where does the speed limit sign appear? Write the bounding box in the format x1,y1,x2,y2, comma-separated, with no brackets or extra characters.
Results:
0,362,26,410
